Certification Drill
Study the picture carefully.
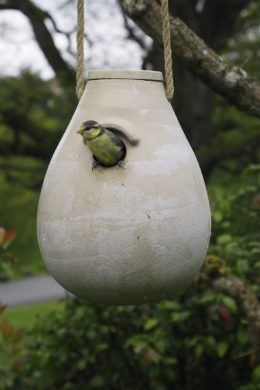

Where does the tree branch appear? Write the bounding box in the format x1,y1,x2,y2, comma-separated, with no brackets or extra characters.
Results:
119,0,260,118
213,276,260,355
0,0,75,87
118,3,149,51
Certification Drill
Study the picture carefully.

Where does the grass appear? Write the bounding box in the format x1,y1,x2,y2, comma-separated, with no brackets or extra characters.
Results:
1,300,65,329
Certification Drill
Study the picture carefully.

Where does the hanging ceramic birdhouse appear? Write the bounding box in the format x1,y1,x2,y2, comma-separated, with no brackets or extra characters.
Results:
37,70,211,305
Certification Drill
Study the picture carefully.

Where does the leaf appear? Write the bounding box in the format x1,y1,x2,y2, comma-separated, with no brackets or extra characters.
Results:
252,365,260,381
222,296,238,314
217,234,233,245
144,348,163,363
95,343,109,352
163,357,177,365
77,359,86,370
124,335,147,350
251,194,260,207
88,375,105,388
237,327,248,345
248,241,260,248
0,228,5,247
199,292,216,304
87,330,96,340
206,336,216,349
218,305,232,325
236,259,249,274
10,256,18,265
133,342,147,354
213,210,223,223
171,311,190,322
171,312,179,321
0,319,13,338
195,345,203,359
11,359,23,373
186,336,199,348
2,229,16,250
0,301,7,315
144,318,158,331
160,301,181,311
154,339,167,354
217,341,229,357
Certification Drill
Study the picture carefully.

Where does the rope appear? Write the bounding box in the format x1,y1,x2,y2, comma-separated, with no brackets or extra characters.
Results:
75,0,173,101
161,0,174,101
76,0,85,100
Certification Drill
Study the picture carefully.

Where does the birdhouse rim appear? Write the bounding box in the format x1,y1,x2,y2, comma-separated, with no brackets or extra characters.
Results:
87,69,164,82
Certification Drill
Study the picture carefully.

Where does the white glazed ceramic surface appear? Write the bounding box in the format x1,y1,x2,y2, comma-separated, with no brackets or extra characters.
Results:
37,70,211,304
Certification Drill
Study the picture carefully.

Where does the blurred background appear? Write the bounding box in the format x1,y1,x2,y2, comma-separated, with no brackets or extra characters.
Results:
0,0,260,389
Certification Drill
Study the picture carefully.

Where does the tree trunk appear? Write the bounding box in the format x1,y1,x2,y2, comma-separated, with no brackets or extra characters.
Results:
173,58,213,151
143,42,213,152
142,3,214,155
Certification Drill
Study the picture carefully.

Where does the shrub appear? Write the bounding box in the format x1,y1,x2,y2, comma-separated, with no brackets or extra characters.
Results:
11,278,259,390
7,165,260,390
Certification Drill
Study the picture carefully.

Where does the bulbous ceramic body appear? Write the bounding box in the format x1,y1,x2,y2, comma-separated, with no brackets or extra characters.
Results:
37,70,211,305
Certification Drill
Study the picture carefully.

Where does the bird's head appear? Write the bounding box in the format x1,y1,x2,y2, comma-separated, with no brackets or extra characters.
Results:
77,120,102,139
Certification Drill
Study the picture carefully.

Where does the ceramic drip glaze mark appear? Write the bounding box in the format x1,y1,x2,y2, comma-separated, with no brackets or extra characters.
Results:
161,123,179,135
129,144,191,176
131,82,139,95
139,109,149,117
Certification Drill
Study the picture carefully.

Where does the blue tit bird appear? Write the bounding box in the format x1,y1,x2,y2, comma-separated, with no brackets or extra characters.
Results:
77,120,126,169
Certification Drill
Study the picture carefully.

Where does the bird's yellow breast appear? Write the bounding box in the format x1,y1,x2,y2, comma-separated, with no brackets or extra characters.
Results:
87,132,124,166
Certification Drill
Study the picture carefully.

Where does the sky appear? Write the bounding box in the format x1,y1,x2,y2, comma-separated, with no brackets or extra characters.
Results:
0,0,151,79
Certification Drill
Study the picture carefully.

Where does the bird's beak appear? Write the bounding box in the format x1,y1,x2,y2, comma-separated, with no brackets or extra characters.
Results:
77,130,84,134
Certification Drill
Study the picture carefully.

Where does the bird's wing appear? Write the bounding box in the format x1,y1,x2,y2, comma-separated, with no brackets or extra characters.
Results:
105,129,126,155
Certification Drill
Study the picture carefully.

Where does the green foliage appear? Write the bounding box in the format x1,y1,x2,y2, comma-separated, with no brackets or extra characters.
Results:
209,164,260,290
0,69,75,188
226,0,260,79
0,228,27,388
0,175,44,278
0,301,67,390
7,287,255,390
0,316,26,390
0,299,27,390
205,0,260,178
0,163,257,390
0,70,75,278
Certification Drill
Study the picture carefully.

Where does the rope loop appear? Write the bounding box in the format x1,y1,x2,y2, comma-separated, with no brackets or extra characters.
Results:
75,0,174,101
